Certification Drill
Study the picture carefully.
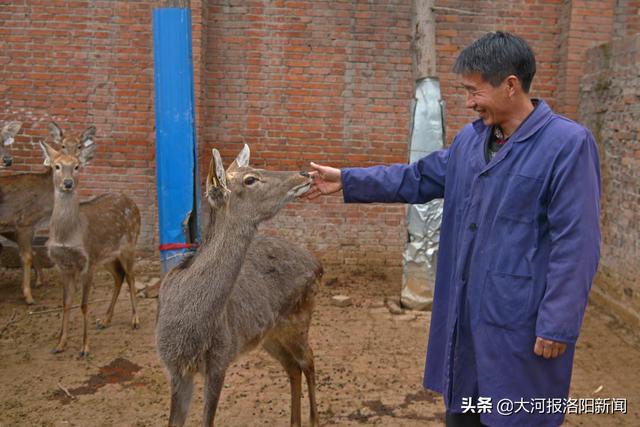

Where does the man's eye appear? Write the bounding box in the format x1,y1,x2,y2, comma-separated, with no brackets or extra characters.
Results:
244,176,258,185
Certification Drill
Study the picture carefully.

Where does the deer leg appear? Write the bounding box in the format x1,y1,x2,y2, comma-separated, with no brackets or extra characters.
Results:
97,261,125,330
79,269,94,357
168,371,194,427
202,360,226,427
301,345,319,427
16,227,34,304
33,255,45,288
52,270,76,353
121,255,140,329
282,340,318,427
264,339,303,427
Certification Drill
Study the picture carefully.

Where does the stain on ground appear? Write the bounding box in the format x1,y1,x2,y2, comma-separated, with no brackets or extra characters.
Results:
345,389,444,423
51,357,142,404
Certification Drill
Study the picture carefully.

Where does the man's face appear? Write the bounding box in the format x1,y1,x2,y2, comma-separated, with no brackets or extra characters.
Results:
460,73,510,128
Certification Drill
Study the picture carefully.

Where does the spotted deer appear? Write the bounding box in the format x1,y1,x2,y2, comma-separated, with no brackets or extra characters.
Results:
156,145,322,427
0,121,52,304
0,122,95,304
40,138,141,356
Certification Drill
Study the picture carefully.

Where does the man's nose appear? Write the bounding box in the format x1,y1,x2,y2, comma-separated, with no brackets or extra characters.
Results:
465,95,475,109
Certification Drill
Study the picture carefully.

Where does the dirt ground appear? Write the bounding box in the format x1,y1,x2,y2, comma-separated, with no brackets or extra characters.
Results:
0,256,638,427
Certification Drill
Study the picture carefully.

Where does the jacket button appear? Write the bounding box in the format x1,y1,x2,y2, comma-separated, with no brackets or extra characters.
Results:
469,223,478,231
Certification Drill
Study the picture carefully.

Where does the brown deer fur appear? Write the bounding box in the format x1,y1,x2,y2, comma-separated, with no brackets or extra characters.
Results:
156,146,322,427
0,121,52,305
40,136,141,356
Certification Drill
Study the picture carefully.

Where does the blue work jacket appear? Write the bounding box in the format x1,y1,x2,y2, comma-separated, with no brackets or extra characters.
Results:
341,100,601,426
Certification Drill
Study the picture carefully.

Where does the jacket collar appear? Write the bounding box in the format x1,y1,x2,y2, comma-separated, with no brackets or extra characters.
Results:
471,99,554,143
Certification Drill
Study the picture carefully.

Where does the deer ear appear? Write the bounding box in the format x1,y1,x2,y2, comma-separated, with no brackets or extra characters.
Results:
78,142,96,166
206,149,229,208
48,122,63,144
39,141,59,167
228,144,250,172
1,121,21,145
77,126,97,166
210,149,227,189
80,126,96,146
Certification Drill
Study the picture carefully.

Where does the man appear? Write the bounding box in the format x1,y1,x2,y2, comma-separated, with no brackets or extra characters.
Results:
305,32,600,426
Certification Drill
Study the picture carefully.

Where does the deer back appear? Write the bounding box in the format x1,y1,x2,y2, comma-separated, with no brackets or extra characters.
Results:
0,168,53,230
224,235,321,350
78,193,141,263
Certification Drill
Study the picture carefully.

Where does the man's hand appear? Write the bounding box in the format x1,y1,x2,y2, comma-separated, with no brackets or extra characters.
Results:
534,337,567,359
304,162,343,200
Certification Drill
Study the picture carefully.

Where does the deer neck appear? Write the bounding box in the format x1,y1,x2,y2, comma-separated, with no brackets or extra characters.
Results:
50,190,83,245
190,206,257,308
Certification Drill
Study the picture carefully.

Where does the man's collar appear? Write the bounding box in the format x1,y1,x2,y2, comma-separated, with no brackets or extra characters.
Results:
472,99,553,143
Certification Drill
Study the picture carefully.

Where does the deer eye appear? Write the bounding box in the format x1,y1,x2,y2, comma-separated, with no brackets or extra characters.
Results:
61,144,66,150
74,165,80,171
243,176,258,186
55,164,61,170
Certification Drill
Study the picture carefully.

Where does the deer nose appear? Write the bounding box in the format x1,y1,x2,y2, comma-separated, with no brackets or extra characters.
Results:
63,179,73,189
299,171,310,178
2,156,12,167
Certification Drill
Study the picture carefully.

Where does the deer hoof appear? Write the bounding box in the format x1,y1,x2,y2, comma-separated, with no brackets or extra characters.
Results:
96,321,107,330
25,296,35,305
79,349,90,358
131,317,140,330
50,347,64,354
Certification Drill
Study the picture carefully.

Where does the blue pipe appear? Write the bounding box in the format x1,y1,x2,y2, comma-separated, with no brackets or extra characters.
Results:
152,8,200,272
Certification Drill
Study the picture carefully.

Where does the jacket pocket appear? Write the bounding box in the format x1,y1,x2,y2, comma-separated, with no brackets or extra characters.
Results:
496,173,542,223
481,271,533,330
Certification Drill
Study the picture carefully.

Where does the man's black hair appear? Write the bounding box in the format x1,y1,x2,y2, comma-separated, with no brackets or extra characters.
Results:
453,31,536,93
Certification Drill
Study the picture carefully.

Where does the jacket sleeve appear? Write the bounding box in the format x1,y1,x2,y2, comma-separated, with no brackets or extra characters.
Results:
536,128,601,344
340,148,450,204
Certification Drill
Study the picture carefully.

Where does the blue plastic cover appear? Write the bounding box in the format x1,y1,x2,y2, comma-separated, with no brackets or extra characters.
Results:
152,8,200,272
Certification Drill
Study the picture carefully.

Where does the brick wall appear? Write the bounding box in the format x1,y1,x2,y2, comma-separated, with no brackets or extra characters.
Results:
1,1,636,289
579,35,640,328
200,0,413,278
0,0,158,251
614,0,640,39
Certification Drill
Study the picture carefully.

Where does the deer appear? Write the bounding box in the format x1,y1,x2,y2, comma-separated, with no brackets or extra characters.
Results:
156,145,322,427
0,120,51,304
0,121,21,168
0,122,94,304
40,138,141,357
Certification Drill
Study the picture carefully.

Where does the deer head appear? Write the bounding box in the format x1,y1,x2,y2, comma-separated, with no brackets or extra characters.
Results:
40,126,96,194
48,121,97,159
206,144,311,224
0,121,21,168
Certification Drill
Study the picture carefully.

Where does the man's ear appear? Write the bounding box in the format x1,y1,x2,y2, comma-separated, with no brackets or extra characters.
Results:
505,75,519,97
1,121,21,144
227,144,250,172
39,141,59,167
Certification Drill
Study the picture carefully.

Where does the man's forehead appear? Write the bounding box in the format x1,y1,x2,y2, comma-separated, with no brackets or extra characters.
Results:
459,72,487,88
